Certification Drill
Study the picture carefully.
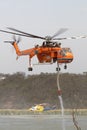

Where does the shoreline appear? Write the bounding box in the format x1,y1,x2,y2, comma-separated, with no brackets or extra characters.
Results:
0,109,86,115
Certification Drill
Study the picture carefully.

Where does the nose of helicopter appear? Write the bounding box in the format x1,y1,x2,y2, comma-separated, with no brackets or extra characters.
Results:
66,52,73,63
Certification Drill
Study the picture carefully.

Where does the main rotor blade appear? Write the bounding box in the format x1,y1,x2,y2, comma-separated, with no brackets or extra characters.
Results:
7,27,45,40
51,28,68,39
4,41,14,43
0,29,45,39
53,35,87,40
0,30,33,37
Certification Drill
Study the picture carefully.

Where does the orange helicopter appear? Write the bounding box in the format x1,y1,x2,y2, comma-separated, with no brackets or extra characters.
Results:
0,28,86,71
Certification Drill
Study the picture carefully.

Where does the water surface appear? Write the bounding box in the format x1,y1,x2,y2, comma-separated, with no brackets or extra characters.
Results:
0,115,86,130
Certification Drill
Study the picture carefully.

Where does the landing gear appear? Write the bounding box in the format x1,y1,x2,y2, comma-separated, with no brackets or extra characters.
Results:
56,60,67,71
56,67,61,71
28,56,33,71
28,67,33,71
64,64,67,69
56,60,61,71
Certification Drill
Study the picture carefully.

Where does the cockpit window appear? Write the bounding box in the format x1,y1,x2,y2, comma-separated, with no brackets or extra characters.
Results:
60,50,66,56
62,48,72,53
59,48,72,56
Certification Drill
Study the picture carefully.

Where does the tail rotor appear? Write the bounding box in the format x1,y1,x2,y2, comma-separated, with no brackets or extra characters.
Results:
4,35,21,45
4,35,21,60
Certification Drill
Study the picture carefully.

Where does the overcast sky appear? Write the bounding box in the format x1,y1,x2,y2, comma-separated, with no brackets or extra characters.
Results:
0,0,87,75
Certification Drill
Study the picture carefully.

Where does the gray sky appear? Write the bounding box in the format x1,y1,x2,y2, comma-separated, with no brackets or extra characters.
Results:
0,0,87,74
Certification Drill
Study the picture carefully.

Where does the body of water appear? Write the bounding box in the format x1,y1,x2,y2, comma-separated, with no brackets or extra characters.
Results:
0,115,86,130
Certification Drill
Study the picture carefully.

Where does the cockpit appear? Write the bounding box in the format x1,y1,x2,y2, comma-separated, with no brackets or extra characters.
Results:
62,48,72,53
60,48,72,56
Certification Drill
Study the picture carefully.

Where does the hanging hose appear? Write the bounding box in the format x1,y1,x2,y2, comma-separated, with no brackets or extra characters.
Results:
56,62,62,96
56,63,64,115
56,62,66,130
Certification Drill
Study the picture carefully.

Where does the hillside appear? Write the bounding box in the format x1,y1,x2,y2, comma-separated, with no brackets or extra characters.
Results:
0,72,87,109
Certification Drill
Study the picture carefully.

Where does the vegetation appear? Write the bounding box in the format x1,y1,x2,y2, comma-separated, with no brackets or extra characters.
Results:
0,72,86,109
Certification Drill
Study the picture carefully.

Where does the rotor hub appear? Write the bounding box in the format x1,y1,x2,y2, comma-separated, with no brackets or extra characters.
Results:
45,36,52,41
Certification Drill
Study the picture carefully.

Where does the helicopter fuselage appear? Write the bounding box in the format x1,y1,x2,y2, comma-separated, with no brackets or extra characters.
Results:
36,47,73,64
13,42,73,66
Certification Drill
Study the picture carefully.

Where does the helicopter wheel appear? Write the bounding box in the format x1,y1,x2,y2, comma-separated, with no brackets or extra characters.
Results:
56,67,61,71
28,67,33,71
64,64,67,69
